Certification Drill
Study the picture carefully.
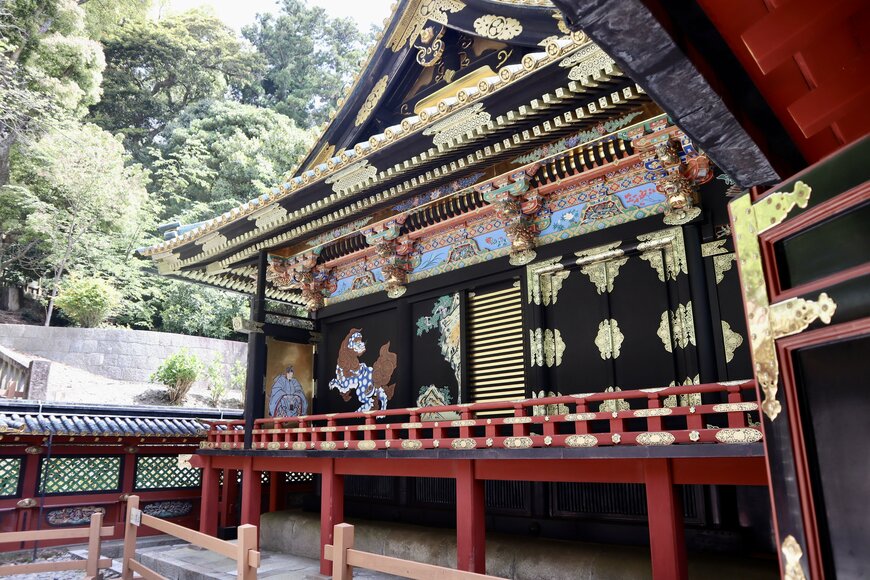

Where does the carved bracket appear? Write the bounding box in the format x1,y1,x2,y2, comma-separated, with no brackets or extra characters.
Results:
479,171,544,265
267,252,335,310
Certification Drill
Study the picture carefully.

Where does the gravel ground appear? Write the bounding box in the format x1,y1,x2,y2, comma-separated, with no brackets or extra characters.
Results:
0,548,120,580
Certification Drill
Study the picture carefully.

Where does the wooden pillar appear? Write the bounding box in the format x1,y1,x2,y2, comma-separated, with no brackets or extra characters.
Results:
268,471,280,512
199,459,219,536
455,459,486,574
244,250,269,449
240,458,262,530
319,459,344,576
644,459,687,580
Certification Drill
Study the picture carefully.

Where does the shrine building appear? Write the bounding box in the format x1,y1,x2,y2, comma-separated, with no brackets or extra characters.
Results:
137,1,869,578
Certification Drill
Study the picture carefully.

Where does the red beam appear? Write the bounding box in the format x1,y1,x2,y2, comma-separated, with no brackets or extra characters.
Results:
199,458,219,536
475,459,645,483
240,458,261,531
672,456,767,486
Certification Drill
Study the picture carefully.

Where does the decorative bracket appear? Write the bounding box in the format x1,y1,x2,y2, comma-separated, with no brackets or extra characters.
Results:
266,252,335,310
364,217,416,298
480,171,543,265
729,182,837,421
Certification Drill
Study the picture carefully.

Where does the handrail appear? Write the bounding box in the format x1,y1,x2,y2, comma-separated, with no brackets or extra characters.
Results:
0,345,49,399
203,380,762,452
121,495,260,580
0,512,112,579
325,523,501,580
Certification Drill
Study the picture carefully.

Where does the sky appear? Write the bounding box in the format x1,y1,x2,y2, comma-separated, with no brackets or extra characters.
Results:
152,0,395,33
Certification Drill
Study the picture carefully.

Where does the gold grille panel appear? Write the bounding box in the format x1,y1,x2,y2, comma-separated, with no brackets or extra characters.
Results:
467,284,525,412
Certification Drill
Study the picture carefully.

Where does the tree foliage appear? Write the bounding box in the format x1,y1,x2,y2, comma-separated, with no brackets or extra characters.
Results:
90,9,264,159
151,99,313,222
159,281,247,340
242,0,374,129
9,120,153,324
54,273,120,327
151,348,201,405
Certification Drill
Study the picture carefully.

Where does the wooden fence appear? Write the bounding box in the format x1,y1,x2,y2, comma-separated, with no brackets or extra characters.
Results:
325,523,501,580
121,495,260,580
0,512,113,578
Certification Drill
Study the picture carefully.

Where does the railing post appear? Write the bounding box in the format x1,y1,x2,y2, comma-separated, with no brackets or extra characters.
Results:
320,459,344,576
237,523,258,580
121,495,140,580
644,459,687,580
85,511,103,579
332,523,354,580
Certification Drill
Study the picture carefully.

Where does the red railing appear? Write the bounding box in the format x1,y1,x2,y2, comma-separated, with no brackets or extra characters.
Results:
202,381,762,452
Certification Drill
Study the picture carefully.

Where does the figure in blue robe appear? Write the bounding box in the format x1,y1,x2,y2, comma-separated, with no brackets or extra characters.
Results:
268,365,307,417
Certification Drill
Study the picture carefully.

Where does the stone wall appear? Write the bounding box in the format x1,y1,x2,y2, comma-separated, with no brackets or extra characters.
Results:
0,324,246,383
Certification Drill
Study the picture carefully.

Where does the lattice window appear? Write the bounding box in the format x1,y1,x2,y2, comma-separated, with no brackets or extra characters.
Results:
134,455,201,490
285,472,314,484
40,456,121,495
0,457,22,498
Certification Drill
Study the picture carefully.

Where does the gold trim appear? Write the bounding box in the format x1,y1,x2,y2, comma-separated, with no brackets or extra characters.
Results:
633,408,672,417
598,386,630,412
402,422,423,429
292,442,307,451
713,253,736,284
636,227,688,282
503,417,532,424
451,419,477,427
755,181,812,234
401,440,423,450
388,0,466,52
320,441,337,450
594,319,623,359
714,428,763,444
355,75,389,127
526,256,563,304
357,440,377,450
266,442,280,450
503,436,533,449
657,302,696,352
701,239,728,257
575,242,627,294
712,402,758,412
769,293,837,338
782,535,808,580
636,432,675,446
565,434,598,448
451,438,477,450
473,14,523,40
415,66,496,113
730,184,836,421
721,320,744,363
565,412,597,421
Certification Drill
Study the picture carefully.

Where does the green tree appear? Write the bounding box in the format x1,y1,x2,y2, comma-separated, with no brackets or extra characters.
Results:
0,0,106,185
159,280,247,340
9,120,153,324
151,99,313,222
242,0,374,129
90,9,264,160
151,348,201,405
81,0,153,40
54,273,120,327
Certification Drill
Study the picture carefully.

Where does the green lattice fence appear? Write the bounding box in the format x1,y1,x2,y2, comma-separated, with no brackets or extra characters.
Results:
39,456,122,495
134,455,201,490
0,457,22,497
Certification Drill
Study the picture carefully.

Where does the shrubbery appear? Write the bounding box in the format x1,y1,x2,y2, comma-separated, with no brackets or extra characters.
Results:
54,275,120,327
151,349,201,405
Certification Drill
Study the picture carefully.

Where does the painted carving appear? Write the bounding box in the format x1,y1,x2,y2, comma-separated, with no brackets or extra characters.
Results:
47,506,105,527
473,15,523,40
364,217,418,298
267,252,335,310
328,329,397,412
480,171,542,265
416,385,458,421
143,500,193,519
416,294,462,385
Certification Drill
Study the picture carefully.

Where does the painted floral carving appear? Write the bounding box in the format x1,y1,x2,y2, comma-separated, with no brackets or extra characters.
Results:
416,294,462,385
